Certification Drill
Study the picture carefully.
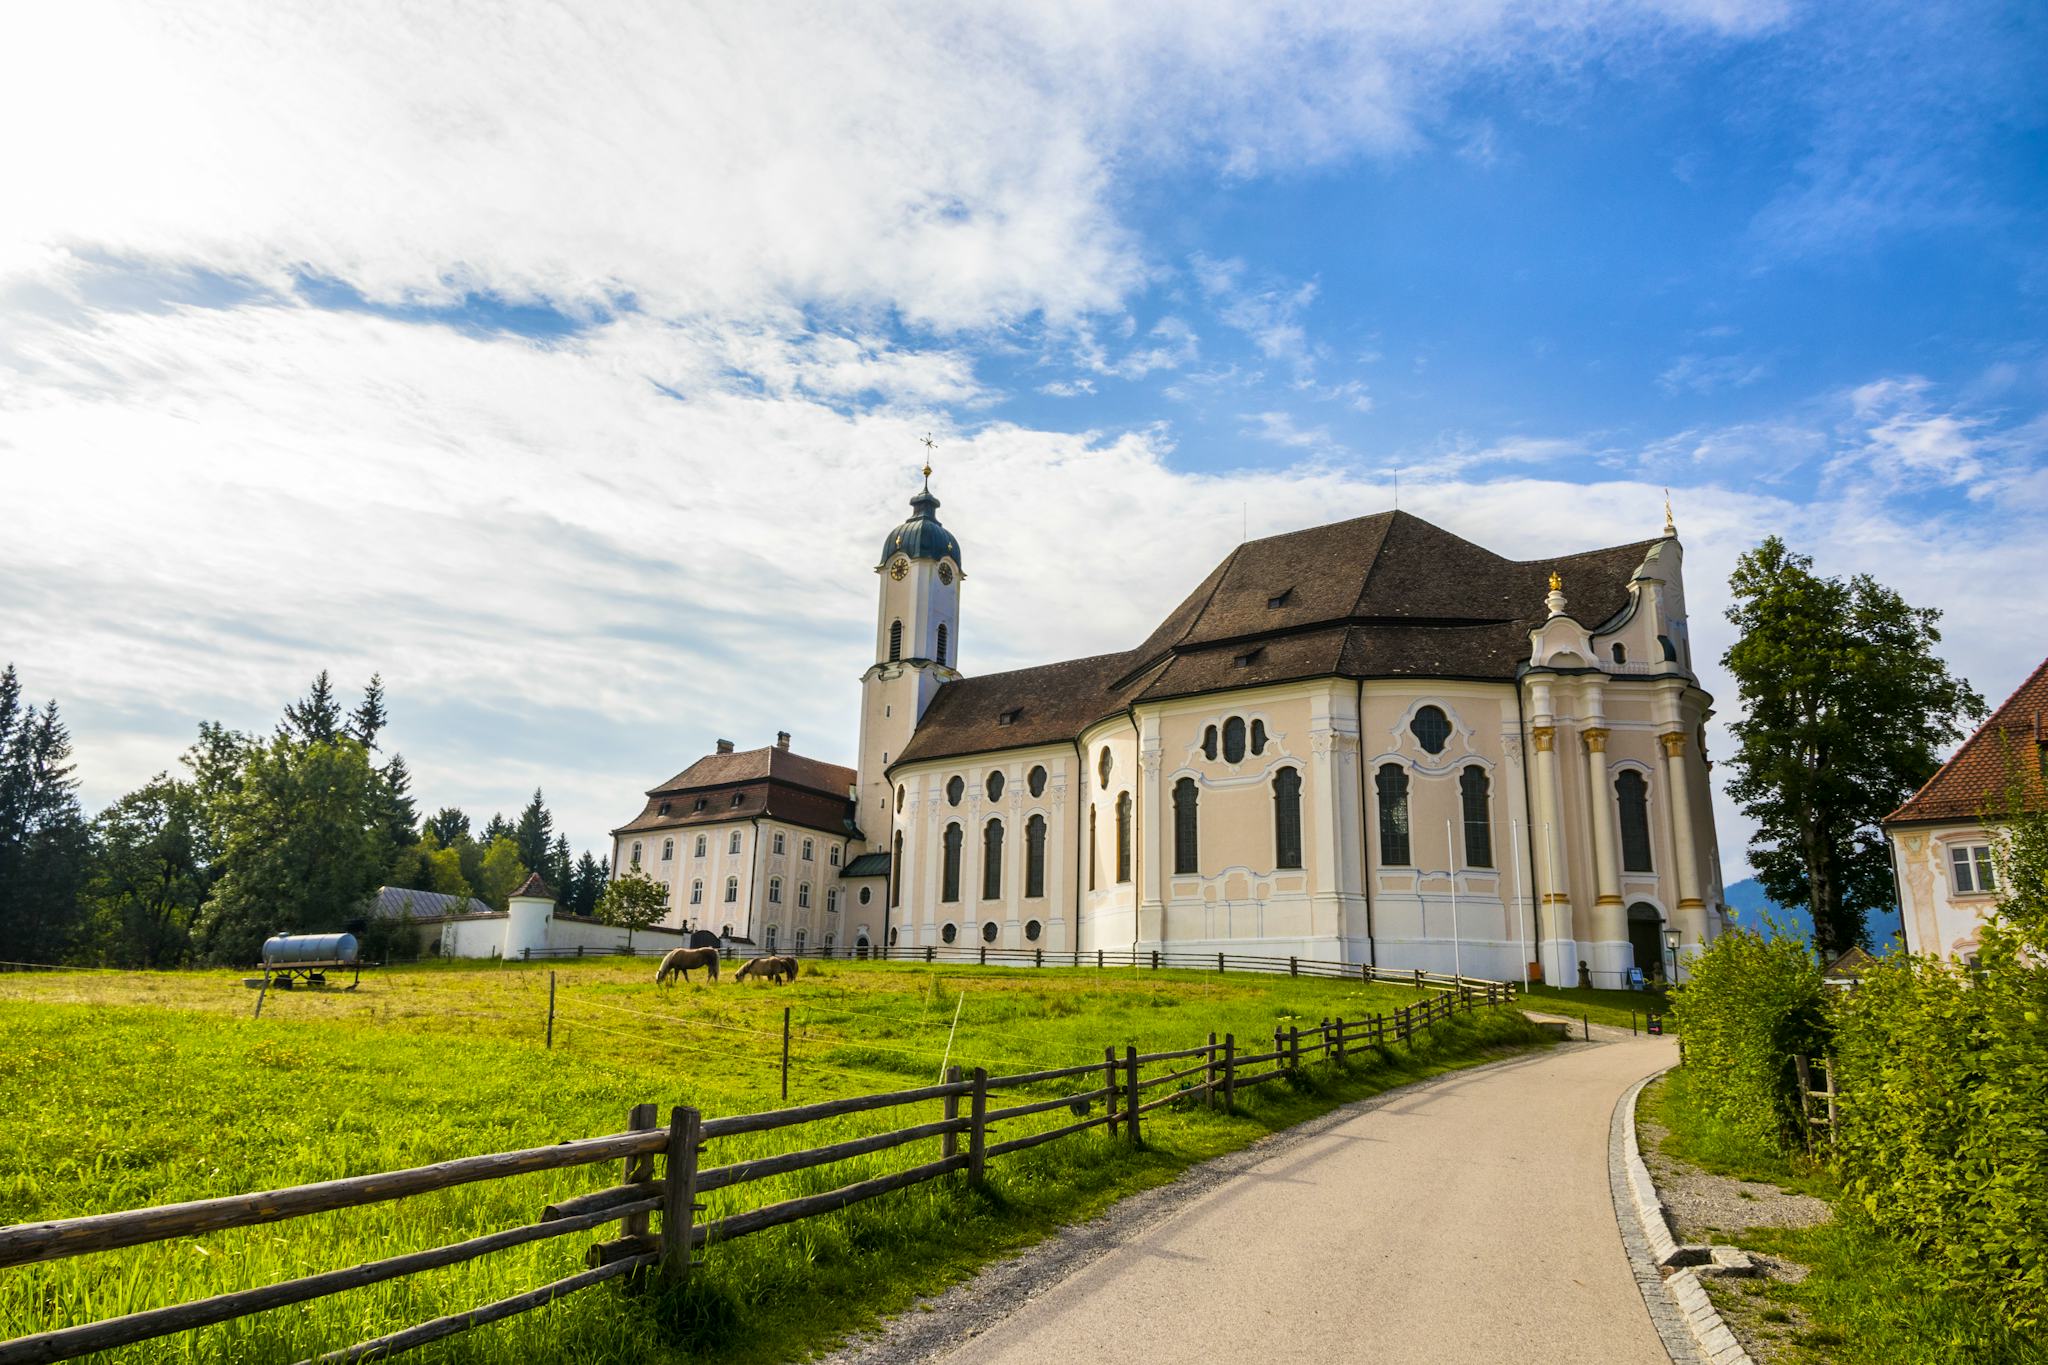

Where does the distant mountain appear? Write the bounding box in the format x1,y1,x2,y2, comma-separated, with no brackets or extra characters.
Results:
1721,877,1903,954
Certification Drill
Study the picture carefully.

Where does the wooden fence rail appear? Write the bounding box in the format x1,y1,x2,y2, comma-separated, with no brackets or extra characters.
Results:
0,980,1517,1365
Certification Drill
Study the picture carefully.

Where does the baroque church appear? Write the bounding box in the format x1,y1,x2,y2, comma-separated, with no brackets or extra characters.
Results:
612,474,1729,987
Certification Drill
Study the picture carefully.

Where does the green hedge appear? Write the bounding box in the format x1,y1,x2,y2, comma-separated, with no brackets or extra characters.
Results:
1830,927,2048,1332
1669,927,1828,1150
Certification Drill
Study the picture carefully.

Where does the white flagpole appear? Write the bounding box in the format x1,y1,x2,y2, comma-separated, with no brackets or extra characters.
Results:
1447,818,1461,983
1511,818,1529,990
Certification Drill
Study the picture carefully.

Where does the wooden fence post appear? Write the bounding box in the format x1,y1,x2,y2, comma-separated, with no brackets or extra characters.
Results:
1035,948,1043,968
1150,950,1159,970
1360,961,1368,984
1097,949,1104,969
926,945,935,963
1289,1025,1301,1071
781,1006,791,1101
943,1065,963,1160
1414,967,1424,989
969,1067,988,1185
1125,1046,1142,1148
662,1106,701,1283
1205,1031,1218,1109
1334,1017,1345,1065
546,971,556,1049
1218,952,1225,973
1104,1047,1121,1140
980,944,987,965
1222,1033,1236,1113
1289,955,1298,977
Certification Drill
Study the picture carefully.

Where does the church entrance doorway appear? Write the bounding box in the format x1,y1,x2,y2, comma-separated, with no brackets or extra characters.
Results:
1627,902,1665,980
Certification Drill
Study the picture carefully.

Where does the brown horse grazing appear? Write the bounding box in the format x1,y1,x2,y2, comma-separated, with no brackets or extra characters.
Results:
734,955,798,985
655,946,720,986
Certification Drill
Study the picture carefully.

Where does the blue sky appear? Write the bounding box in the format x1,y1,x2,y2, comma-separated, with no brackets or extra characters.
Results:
2,1,2044,877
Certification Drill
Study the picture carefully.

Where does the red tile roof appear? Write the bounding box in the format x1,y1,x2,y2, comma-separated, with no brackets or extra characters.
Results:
512,872,555,900
1885,655,2048,825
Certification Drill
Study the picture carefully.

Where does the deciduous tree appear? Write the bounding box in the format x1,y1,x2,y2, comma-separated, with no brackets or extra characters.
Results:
595,871,668,952
1722,538,1983,956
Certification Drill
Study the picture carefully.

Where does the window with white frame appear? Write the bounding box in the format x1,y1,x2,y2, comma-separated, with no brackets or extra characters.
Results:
802,838,813,860
830,844,841,866
724,876,738,903
773,831,785,855
661,837,674,861
630,841,642,869
694,834,706,857
690,880,703,905
1950,843,1997,894
729,831,742,854
768,876,782,904
798,882,811,908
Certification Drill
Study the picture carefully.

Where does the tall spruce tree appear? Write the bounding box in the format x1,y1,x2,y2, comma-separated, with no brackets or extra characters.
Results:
571,851,603,917
280,671,342,744
0,668,91,961
1723,538,1984,957
548,833,573,900
514,789,553,874
349,674,389,749
424,807,470,845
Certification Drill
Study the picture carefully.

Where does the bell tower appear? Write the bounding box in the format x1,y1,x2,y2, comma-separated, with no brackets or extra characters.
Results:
855,462,963,845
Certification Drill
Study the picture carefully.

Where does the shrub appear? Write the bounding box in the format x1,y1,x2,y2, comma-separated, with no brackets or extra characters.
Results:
1669,926,1828,1150
1830,914,2048,1332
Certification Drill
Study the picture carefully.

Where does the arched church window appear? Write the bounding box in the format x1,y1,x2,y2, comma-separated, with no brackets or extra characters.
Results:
1251,719,1268,755
1115,792,1133,883
1222,716,1247,763
936,623,949,666
1025,814,1046,897
983,818,1004,899
891,832,903,907
889,619,903,662
1611,642,1627,665
896,785,905,812
1409,706,1451,755
1098,747,1113,788
1202,725,1219,761
1376,764,1411,865
986,771,1004,802
981,920,998,943
1616,771,1654,872
1028,765,1047,797
1660,634,1679,662
1273,768,1303,869
946,775,964,806
1173,777,1199,875
942,823,963,902
1460,766,1493,868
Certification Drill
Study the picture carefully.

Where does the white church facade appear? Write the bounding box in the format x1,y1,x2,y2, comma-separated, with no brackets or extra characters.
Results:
614,478,1730,987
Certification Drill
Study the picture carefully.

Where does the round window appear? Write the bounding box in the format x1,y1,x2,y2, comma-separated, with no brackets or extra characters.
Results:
941,922,958,944
1410,705,1452,755
986,771,1004,801
981,921,998,943
1028,765,1047,797
946,775,965,806
1025,919,1042,942
859,886,872,905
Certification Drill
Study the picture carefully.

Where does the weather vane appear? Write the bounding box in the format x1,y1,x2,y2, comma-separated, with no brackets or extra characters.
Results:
1664,487,1676,536
920,432,935,480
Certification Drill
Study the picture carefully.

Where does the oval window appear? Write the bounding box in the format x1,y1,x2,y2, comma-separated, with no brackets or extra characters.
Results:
941,922,958,944
1202,725,1218,761
986,771,1005,801
1250,719,1267,755
859,886,872,905
1410,706,1451,755
1222,716,1247,763
1028,765,1047,797
981,921,998,943
1025,919,1042,942
946,775,965,806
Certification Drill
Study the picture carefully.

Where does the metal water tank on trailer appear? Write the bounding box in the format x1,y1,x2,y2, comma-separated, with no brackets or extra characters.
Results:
262,933,359,966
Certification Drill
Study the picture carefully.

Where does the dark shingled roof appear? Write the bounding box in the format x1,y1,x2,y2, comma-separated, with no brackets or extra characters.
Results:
614,744,859,839
1886,655,2048,825
512,872,555,901
895,510,1664,768
841,851,892,878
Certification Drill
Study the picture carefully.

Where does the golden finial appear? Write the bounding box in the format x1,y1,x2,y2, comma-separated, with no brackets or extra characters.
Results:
1548,570,1563,593
1663,488,1676,536
920,432,935,481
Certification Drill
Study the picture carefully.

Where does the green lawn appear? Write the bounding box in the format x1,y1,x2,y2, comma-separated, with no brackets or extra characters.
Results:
1640,1069,2046,1365
0,958,1542,1363
1513,981,1677,1032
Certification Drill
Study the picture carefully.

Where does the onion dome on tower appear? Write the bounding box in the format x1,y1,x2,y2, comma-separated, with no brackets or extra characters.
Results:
877,476,963,568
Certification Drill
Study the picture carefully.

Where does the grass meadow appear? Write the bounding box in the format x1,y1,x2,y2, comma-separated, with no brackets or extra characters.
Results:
0,957,1544,1363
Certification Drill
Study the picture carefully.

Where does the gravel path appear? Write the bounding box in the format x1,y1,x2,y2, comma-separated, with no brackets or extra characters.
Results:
827,1035,1680,1365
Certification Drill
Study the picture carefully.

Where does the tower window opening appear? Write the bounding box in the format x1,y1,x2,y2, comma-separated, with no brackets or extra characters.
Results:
936,623,948,666
888,619,902,662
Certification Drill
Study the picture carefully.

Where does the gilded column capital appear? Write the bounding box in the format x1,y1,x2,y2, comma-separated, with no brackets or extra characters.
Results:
1659,731,1686,758
1531,725,1555,753
1581,726,1609,754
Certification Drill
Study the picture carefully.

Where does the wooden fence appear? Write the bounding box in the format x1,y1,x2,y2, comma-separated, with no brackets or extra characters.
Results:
524,939,1502,996
0,984,1515,1364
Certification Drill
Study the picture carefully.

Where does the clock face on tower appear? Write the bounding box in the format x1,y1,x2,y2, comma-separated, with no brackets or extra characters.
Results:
889,559,908,580
938,562,954,585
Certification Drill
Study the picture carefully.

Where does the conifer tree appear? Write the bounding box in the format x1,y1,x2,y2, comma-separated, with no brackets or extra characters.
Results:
514,789,553,874
280,671,342,744
548,833,573,900
425,807,470,845
349,674,389,749
0,668,91,961
571,851,603,917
